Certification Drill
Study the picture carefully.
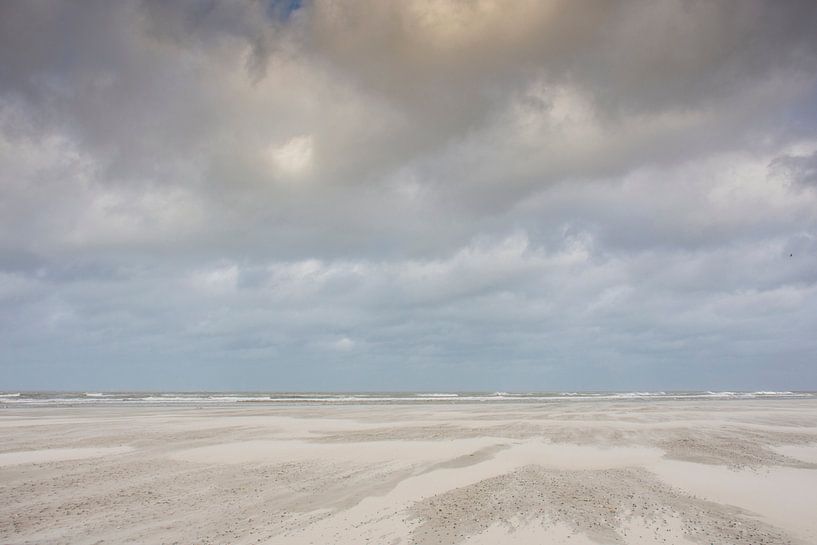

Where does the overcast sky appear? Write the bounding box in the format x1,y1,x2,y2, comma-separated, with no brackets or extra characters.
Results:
2,0,817,391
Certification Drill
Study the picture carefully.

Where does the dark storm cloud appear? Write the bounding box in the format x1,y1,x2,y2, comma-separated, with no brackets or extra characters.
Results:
1,0,817,390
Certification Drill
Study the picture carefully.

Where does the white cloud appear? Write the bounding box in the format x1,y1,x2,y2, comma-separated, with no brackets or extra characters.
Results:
190,264,239,295
332,336,355,351
265,135,314,177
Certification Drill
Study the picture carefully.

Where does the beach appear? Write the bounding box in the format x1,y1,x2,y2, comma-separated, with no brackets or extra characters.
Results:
2,397,817,544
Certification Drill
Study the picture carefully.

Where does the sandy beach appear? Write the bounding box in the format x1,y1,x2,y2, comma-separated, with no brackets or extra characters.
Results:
2,399,817,544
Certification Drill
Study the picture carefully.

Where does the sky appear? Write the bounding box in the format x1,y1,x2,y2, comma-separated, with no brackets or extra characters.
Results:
1,0,817,392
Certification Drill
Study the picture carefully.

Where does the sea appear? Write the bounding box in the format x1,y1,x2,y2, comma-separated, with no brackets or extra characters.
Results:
1,391,815,406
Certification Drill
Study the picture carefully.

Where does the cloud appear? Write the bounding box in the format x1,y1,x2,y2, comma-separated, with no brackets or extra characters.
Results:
190,263,239,295
770,147,817,188
332,337,355,352
1,0,817,389
266,135,314,177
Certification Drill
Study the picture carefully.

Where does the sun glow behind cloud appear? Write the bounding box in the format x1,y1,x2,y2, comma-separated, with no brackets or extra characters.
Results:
266,135,314,178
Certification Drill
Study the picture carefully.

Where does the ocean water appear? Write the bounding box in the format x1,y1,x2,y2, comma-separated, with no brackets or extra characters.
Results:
0,391,814,406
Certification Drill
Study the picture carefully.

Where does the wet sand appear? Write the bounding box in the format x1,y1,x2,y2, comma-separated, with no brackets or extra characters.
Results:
2,400,817,544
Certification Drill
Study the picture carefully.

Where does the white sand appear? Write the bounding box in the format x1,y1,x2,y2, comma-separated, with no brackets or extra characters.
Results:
170,437,503,465
0,446,133,467
652,460,817,541
771,443,817,464
2,400,816,544
465,520,599,544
